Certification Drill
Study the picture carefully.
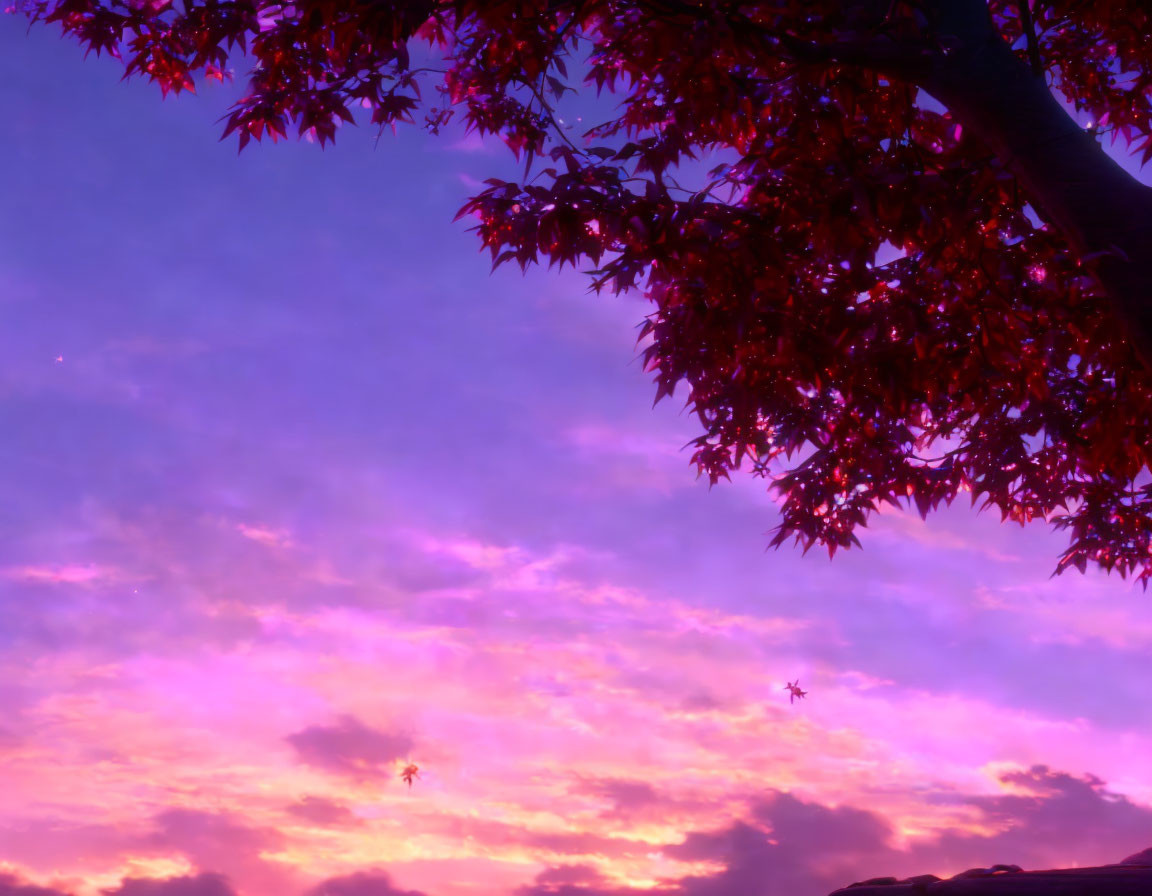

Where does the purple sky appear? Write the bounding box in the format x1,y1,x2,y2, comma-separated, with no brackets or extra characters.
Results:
3,17,1152,896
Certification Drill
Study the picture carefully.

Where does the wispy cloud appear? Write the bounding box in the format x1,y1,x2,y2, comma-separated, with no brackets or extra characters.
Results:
284,797,363,829
235,523,294,550
870,508,1022,564
2,564,125,586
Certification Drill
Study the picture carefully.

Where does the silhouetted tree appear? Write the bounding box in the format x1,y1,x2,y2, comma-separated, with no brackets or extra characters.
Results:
17,1,1152,580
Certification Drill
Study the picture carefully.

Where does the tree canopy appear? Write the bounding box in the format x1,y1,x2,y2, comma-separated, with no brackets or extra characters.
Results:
16,0,1152,582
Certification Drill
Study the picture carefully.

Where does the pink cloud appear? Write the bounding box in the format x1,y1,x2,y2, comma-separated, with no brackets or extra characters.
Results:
101,872,237,896
869,508,1022,563
2,564,123,586
560,422,691,496
235,524,294,550
284,797,362,829
302,870,427,896
0,871,73,896
517,769,1152,896
143,808,300,896
285,716,414,781
974,578,1152,650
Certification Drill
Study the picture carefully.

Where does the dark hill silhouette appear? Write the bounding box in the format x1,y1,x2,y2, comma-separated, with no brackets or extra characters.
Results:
830,848,1152,896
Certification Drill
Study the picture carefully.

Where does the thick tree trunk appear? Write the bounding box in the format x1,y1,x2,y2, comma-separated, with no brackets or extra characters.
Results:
914,3,1152,367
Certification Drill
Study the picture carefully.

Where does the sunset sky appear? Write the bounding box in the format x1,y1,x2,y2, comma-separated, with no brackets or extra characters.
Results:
3,16,1152,896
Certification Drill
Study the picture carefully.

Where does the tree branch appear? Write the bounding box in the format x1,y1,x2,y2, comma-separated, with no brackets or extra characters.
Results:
917,20,1152,369
772,31,937,80
1017,1,1044,76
